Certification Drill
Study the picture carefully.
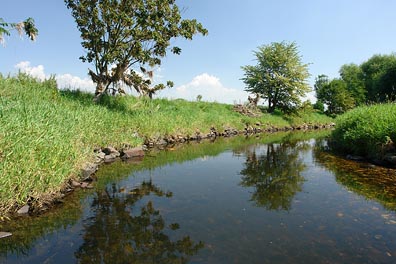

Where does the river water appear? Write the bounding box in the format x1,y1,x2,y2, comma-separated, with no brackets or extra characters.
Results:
1,131,396,263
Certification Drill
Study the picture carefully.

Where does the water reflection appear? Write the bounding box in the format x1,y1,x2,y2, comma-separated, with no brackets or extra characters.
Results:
239,137,308,211
313,141,396,211
75,180,204,263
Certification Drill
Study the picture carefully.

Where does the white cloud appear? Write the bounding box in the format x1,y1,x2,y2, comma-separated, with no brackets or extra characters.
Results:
13,63,251,104
55,73,95,92
159,73,248,104
15,61,95,93
15,61,46,81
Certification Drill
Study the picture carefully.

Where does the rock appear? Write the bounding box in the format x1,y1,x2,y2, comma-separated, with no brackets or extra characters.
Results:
121,147,145,159
17,205,30,215
104,155,117,163
103,146,118,155
384,154,396,165
81,182,90,189
96,151,106,160
71,180,81,188
0,232,12,239
81,162,98,180
346,155,365,161
157,139,168,146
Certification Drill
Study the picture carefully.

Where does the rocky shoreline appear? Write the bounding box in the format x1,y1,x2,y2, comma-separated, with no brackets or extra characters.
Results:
1,122,335,226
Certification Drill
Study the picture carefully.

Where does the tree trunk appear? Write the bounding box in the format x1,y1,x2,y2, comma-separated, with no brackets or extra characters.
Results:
93,81,110,102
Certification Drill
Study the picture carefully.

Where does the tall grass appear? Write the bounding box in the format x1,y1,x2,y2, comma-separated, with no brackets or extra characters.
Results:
331,103,396,158
0,74,334,214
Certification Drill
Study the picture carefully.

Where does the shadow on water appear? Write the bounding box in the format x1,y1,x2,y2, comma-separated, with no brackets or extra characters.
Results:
313,139,396,211
238,134,309,211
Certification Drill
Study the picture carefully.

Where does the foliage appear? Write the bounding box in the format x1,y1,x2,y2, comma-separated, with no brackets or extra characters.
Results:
339,63,366,105
360,54,396,102
64,0,207,100
0,17,38,45
241,41,311,113
314,75,355,115
317,53,396,115
313,100,324,113
330,103,396,158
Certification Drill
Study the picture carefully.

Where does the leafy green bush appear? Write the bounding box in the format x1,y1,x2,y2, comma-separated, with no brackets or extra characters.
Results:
331,103,396,158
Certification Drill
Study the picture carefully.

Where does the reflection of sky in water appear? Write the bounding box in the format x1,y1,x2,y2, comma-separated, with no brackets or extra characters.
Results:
1,135,396,263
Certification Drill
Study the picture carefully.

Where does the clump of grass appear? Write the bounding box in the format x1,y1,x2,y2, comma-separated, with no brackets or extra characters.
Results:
0,74,334,215
330,103,396,158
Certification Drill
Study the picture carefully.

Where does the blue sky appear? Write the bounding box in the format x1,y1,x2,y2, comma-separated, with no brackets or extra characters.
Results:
2,0,396,104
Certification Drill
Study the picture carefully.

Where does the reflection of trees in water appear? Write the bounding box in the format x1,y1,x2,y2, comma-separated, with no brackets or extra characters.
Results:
239,139,308,211
313,140,396,211
75,180,203,264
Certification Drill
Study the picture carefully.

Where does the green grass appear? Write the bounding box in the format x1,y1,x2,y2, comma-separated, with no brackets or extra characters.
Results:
331,103,396,158
0,74,334,215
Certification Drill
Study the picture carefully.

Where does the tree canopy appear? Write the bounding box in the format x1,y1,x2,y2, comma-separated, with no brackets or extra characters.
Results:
65,0,207,101
314,75,355,115
316,53,396,115
360,54,396,102
241,41,310,113
0,17,38,45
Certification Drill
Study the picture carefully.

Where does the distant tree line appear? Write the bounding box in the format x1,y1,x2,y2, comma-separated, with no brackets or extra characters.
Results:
314,53,396,115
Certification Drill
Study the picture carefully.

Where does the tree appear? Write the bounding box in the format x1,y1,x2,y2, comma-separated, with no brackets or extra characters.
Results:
360,54,396,102
0,17,38,45
314,74,330,104
241,41,311,113
339,63,366,105
315,76,355,115
65,0,207,101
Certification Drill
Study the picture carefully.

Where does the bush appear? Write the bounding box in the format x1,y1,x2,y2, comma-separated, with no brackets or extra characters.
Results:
330,103,396,158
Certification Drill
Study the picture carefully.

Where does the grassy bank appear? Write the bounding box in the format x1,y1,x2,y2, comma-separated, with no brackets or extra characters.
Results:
0,74,333,215
331,103,396,158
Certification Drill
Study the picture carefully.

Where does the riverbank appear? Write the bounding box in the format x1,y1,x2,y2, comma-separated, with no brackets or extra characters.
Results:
330,103,396,167
0,74,334,218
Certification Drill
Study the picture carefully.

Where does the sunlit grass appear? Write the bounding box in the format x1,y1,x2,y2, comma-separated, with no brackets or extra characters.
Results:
331,103,396,158
0,74,334,214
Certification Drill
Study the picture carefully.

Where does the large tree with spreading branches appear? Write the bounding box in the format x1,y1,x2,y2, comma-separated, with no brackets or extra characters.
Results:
65,0,208,101
241,41,310,113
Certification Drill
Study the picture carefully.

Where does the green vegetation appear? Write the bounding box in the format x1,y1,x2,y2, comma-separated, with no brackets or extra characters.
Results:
0,74,333,215
314,75,355,116
241,41,311,113
0,17,38,44
330,103,396,158
315,53,396,115
64,0,207,100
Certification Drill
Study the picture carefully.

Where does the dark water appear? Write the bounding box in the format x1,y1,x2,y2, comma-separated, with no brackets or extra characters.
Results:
1,131,396,263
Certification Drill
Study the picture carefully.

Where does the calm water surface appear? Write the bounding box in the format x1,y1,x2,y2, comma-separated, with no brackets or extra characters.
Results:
1,131,396,263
